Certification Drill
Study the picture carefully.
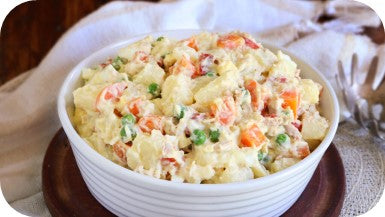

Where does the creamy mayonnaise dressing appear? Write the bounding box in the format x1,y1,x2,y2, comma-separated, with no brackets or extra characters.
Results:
72,32,329,184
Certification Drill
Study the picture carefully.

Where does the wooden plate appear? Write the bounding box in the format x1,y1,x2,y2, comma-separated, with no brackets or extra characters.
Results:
42,129,345,217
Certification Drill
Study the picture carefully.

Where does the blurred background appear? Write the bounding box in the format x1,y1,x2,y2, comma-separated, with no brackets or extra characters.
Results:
0,0,383,85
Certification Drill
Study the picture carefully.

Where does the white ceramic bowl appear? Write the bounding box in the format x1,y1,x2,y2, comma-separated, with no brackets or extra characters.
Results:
58,30,339,217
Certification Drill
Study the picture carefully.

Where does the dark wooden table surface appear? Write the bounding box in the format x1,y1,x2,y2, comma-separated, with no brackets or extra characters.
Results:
0,0,383,85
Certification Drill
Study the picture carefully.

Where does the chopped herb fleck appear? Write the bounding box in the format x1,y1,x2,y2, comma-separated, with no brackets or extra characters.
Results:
111,56,128,71
112,62,120,71
209,129,220,143
174,105,186,120
161,52,170,59
276,133,288,145
120,57,128,64
120,114,137,142
120,126,127,138
258,152,269,163
258,152,264,161
148,83,160,96
130,128,137,140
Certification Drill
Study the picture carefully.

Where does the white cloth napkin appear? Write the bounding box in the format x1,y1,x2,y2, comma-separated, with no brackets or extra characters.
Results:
0,0,383,216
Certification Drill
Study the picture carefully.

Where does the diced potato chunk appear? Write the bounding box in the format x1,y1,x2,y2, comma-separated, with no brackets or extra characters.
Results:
193,32,218,50
269,51,297,78
151,37,174,59
73,84,104,111
191,76,215,94
151,98,163,115
133,62,165,86
81,68,97,80
183,160,216,184
270,158,300,173
94,113,121,145
252,48,277,72
216,60,238,76
87,65,123,85
163,46,198,68
194,61,239,106
211,166,254,183
160,74,193,115
301,111,329,140
118,36,153,60
307,139,322,151
73,107,93,137
251,161,270,178
237,53,264,78
300,79,321,104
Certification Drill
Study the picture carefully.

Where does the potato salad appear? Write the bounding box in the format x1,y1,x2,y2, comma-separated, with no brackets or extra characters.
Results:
72,32,329,184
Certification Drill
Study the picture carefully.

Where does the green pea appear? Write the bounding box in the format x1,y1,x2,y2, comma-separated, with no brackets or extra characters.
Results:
130,128,137,140
276,133,288,145
120,125,137,141
161,52,170,59
120,126,127,138
258,152,264,161
206,71,214,77
258,152,269,163
111,56,128,71
119,56,128,64
192,129,206,145
148,83,160,96
122,114,136,125
175,105,186,120
112,62,120,71
209,129,220,143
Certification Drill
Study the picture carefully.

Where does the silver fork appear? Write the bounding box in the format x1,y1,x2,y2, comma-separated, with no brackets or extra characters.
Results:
336,54,385,140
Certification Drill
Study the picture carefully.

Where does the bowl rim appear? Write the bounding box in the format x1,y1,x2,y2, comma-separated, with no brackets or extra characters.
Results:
58,29,339,192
